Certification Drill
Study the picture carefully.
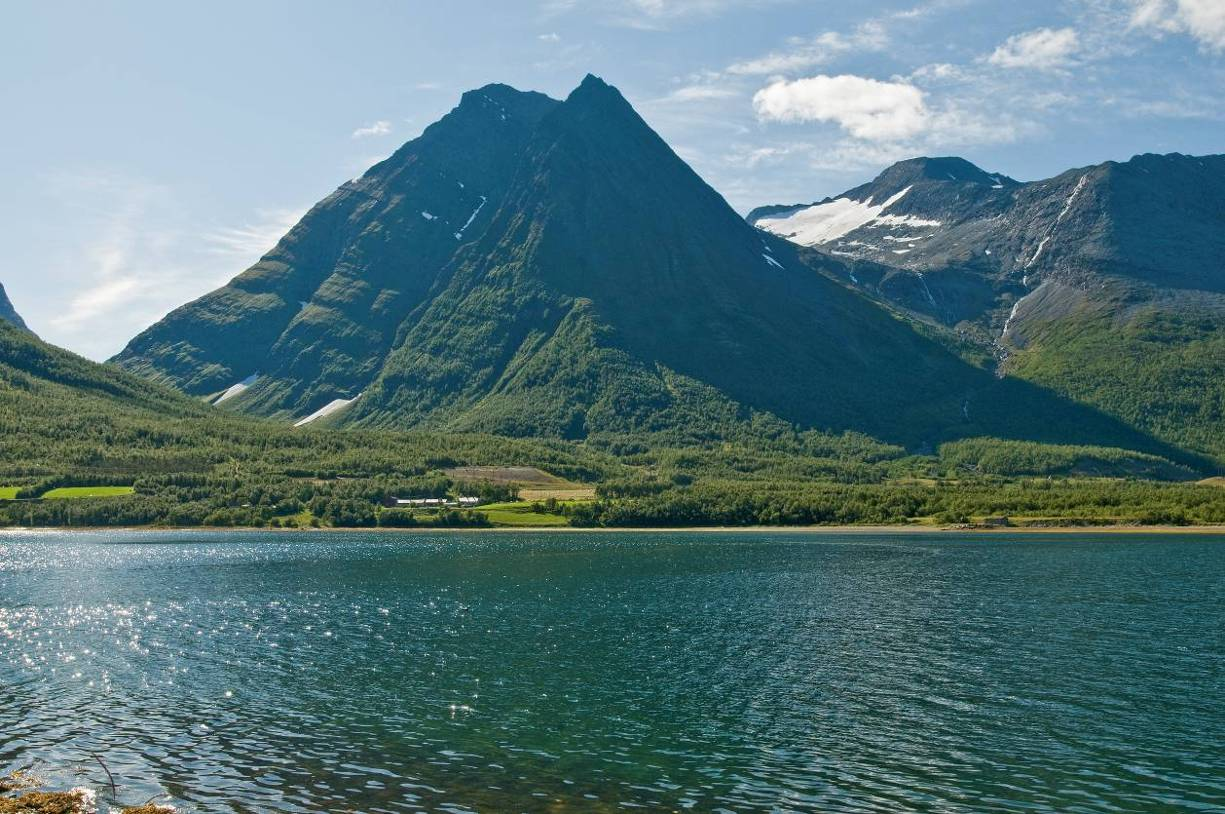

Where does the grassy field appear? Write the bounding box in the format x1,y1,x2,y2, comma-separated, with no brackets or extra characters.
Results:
442,466,561,485
40,486,136,500
519,486,597,501
478,501,571,527
0,487,18,500
444,465,596,503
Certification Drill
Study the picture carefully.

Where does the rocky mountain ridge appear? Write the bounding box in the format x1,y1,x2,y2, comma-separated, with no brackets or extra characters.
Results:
112,76,1178,459
751,152,1225,460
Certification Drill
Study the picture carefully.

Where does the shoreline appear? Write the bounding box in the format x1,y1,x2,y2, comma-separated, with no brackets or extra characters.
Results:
3,523,1225,535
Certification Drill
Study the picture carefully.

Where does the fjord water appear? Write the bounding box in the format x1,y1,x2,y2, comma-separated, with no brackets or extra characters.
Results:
1,532,1222,813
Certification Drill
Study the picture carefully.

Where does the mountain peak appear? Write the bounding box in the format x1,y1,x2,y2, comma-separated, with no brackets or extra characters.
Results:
0,283,29,333
566,73,628,108
748,154,1023,251
453,83,558,122
873,156,1015,189
578,73,611,91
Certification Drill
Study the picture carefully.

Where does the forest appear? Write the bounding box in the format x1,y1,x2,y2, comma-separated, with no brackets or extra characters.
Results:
3,318,1224,529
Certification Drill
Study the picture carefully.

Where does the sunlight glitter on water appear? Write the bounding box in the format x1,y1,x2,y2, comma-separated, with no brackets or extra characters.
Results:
1,530,1224,813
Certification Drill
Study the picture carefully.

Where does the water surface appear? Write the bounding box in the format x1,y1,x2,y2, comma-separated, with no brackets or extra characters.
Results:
1,530,1223,812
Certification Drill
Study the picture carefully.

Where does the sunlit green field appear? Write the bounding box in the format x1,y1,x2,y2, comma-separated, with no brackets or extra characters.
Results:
41,486,135,500
0,487,18,500
478,501,571,527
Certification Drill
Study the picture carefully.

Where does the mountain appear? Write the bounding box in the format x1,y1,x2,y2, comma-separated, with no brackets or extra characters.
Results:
116,83,561,405
114,78,1193,462
0,283,29,332
751,153,1225,461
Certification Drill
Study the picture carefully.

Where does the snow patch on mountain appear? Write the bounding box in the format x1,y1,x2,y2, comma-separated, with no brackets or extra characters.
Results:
875,213,942,229
1027,174,1088,268
454,195,487,240
754,187,914,246
916,273,937,308
214,373,260,405
294,395,360,427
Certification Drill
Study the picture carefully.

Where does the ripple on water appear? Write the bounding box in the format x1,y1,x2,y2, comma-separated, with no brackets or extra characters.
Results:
1,530,1223,812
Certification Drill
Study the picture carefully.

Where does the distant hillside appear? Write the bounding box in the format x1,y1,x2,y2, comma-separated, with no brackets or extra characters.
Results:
0,318,214,477
751,153,1225,463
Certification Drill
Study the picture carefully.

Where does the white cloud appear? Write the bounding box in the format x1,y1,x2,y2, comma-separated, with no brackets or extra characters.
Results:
752,75,929,141
538,32,561,41
1130,0,1225,50
727,22,889,76
47,173,168,340
987,27,1080,70
351,120,392,139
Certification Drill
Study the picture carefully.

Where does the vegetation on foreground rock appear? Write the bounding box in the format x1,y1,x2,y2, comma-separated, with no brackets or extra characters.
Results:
0,769,174,814
0,789,95,814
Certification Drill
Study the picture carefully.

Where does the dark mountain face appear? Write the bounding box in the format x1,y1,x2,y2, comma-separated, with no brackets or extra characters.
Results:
751,152,1225,315
348,77,978,441
0,283,29,332
751,152,1225,461
113,77,1192,461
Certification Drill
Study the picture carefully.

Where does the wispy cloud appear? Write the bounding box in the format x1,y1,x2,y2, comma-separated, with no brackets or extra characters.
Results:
37,170,311,360
48,173,171,339
987,27,1080,70
351,120,392,139
540,0,796,30
726,22,889,76
722,0,970,78
207,208,308,259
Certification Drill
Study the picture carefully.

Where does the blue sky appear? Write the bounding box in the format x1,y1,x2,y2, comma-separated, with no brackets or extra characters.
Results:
3,0,1223,359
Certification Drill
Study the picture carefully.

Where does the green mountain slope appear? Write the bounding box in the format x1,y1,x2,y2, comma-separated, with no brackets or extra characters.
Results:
0,316,621,503
0,318,214,477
